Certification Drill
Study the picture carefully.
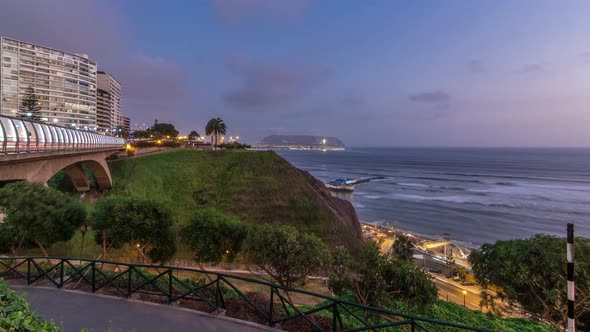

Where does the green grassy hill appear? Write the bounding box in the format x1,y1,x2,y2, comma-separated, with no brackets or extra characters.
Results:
108,149,363,253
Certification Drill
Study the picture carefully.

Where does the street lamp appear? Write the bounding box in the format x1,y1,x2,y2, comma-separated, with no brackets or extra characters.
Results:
462,290,467,307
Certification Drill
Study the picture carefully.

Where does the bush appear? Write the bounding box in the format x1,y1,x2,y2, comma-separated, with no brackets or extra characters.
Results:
0,278,60,331
181,209,247,264
0,181,87,256
244,225,329,289
328,242,437,311
91,196,177,263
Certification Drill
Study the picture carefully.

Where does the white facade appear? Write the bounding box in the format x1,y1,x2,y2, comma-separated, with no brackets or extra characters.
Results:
0,37,97,129
97,71,122,135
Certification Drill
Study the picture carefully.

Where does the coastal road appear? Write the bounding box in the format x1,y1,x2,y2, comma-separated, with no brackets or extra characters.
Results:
433,278,482,310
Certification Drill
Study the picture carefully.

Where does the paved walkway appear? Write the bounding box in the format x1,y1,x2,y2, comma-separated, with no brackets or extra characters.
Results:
11,286,276,332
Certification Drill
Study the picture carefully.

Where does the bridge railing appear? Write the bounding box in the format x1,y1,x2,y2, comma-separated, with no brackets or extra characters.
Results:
0,256,489,332
0,115,125,154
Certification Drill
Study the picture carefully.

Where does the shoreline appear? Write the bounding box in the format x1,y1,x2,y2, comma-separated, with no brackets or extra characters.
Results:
360,220,480,249
360,221,477,268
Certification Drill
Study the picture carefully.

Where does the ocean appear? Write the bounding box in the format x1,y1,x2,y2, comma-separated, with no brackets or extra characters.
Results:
276,148,590,247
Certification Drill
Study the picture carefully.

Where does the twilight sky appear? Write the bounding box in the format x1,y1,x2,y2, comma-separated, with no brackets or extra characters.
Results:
1,0,590,147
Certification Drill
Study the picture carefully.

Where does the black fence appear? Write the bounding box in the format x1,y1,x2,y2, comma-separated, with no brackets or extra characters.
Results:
0,257,488,332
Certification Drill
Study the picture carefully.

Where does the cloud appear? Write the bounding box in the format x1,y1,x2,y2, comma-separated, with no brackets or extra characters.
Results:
0,0,190,128
211,0,312,24
517,63,543,74
110,54,187,101
339,94,366,107
223,55,329,110
467,59,485,74
408,91,450,104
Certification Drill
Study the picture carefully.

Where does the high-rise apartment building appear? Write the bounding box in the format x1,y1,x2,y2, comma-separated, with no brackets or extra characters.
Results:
97,71,122,134
122,116,130,133
0,37,97,129
96,88,111,133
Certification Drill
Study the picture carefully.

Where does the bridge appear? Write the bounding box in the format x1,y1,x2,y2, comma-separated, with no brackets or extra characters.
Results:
0,115,125,191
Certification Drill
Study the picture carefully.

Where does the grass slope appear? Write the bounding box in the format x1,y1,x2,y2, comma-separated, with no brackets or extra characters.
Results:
108,149,361,253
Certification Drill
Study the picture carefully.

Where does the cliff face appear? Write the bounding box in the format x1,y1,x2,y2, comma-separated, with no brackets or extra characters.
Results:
298,169,363,241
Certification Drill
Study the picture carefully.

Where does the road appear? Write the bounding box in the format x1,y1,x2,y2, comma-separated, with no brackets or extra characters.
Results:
11,285,276,332
433,278,482,310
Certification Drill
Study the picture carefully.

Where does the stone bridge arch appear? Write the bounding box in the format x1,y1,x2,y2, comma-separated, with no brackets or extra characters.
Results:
0,149,120,192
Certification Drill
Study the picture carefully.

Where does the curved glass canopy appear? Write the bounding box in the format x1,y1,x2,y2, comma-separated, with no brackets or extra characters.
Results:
0,115,125,154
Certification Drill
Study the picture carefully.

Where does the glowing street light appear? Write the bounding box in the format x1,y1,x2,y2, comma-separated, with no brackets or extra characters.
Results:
462,290,467,307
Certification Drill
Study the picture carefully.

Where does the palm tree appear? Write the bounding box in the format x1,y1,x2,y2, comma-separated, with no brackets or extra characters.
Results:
205,117,227,149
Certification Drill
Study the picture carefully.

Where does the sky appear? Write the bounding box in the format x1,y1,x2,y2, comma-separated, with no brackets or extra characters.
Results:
1,0,590,147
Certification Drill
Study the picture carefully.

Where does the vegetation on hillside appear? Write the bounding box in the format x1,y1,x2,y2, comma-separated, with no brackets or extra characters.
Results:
108,149,361,253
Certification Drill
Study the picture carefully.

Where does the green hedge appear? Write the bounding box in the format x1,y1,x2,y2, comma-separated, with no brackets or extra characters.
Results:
0,278,60,331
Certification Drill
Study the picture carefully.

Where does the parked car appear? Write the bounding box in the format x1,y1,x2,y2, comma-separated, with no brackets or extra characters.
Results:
461,281,475,286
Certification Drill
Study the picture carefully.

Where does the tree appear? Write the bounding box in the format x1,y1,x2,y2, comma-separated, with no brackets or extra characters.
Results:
243,225,329,292
328,242,437,311
91,196,176,264
151,123,179,139
181,209,247,268
132,130,151,139
188,130,200,141
469,234,590,330
18,87,41,121
0,181,86,256
205,117,227,149
327,246,356,296
455,265,467,281
445,251,455,277
391,234,414,261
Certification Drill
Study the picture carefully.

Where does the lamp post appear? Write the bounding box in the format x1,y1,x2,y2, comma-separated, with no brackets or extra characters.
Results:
462,290,467,307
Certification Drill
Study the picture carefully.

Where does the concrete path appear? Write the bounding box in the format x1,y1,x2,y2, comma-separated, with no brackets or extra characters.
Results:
11,286,276,332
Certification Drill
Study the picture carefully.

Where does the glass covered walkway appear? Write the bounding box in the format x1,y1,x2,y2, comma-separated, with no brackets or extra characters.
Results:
0,115,125,154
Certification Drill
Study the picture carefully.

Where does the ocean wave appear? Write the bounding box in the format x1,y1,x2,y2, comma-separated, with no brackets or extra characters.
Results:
402,176,483,184
398,182,429,188
365,195,383,199
391,193,518,208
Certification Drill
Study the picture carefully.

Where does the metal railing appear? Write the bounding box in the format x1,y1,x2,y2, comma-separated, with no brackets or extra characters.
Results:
0,257,488,332
0,115,125,154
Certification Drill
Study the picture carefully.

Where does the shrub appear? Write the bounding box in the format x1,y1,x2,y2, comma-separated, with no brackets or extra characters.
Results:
0,278,60,331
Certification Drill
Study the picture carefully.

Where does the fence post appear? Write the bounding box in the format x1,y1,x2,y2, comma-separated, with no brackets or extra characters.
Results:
269,287,274,326
332,302,338,332
91,262,96,293
567,223,575,332
168,269,173,304
26,259,31,285
59,260,64,288
127,266,132,298
411,320,416,332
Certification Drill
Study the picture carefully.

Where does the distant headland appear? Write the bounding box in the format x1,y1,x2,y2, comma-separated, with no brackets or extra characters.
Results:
252,135,346,151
